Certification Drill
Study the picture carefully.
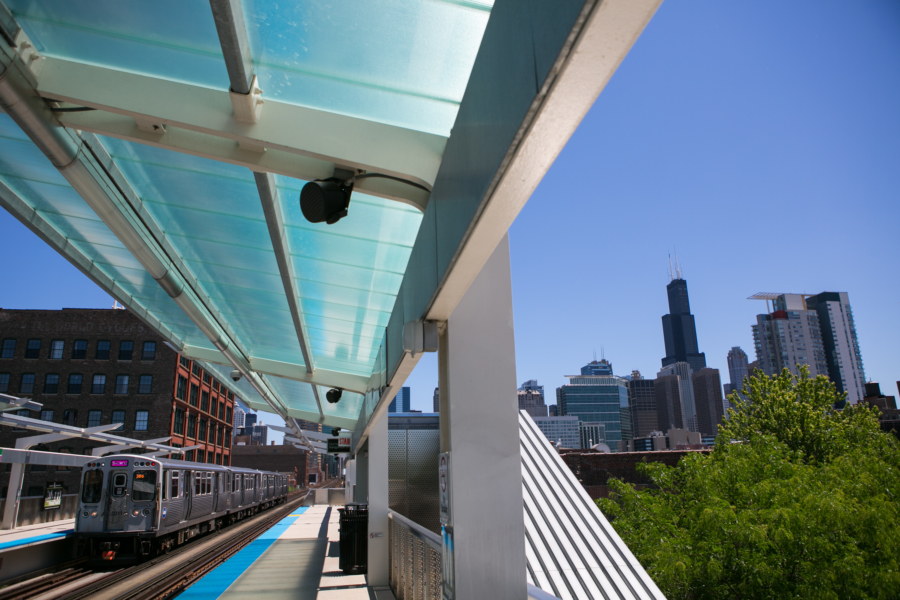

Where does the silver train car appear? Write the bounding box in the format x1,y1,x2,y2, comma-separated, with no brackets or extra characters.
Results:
74,454,289,561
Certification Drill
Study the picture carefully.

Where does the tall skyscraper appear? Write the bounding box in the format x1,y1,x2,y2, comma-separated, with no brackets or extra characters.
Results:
233,406,246,429
692,368,725,436
658,362,697,432
654,372,684,431
627,372,658,438
557,363,630,446
433,387,440,413
389,386,411,412
661,259,707,373
518,380,548,418
548,404,558,417
726,347,750,392
581,358,613,376
805,292,866,404
531,416,580,449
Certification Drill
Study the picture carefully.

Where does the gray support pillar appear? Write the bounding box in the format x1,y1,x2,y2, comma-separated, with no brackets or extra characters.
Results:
1,463,25,530
355,441,368,504
366,409,389,586
441,233,526,599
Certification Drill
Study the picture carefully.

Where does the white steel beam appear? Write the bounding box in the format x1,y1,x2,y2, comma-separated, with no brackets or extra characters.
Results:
0,392,41,412
91,437,174,456
36,58,441,211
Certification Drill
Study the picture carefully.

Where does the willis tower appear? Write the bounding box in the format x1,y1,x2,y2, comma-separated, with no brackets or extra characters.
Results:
661,256,706,373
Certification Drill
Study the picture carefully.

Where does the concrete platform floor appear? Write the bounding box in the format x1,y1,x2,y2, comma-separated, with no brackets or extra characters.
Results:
181,506,394,600
0,518,73,551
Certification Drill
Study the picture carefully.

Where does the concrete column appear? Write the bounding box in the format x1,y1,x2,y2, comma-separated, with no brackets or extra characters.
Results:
366,408,389,586
355,442,368,504
440,234,526,600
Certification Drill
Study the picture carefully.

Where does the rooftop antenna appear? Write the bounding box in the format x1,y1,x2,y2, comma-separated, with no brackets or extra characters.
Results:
674,247,683,280
668,254,674,281
111,300,125,310
601,346,605,361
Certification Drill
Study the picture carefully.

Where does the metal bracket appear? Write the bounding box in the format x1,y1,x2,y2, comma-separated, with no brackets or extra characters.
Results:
13,29,42,79
230,74,263,123
134,116,166,134
403,320,439,357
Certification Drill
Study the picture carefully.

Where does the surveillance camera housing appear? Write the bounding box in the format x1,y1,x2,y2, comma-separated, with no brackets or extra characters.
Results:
326,388,343,404
300,178,353,225
230,369,242,382
331,427,341,437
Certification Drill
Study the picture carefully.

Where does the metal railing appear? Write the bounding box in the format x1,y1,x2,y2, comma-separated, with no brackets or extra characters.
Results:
389,510,442,600
388,510,561,600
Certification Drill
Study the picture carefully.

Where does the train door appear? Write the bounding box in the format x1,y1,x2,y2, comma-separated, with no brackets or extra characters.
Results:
184,470,192,519
106,470,129,531
225,473,232,510
213,472,221,512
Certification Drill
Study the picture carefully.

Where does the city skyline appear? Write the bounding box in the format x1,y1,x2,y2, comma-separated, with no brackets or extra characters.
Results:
1,1,897,417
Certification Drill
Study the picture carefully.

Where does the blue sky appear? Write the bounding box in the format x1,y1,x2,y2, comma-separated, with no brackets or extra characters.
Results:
2,1,898,421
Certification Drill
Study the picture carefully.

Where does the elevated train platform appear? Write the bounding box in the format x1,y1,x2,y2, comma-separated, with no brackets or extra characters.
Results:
181,506,390,600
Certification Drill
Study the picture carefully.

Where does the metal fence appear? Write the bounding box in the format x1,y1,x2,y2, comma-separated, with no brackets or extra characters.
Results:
389,510,442,600
389,509,560,600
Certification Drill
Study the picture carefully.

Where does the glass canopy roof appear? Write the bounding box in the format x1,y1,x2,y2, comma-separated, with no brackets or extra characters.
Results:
0,0,494,428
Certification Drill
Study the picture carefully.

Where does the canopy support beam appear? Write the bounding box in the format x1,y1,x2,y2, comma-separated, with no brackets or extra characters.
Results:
209,0,255,95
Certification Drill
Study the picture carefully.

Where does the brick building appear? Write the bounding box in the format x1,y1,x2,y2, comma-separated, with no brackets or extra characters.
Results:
230,444,308,487
0,308,236,498
560,448,709,499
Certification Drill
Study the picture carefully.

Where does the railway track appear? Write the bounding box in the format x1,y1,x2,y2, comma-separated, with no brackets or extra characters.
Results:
0,484,342,600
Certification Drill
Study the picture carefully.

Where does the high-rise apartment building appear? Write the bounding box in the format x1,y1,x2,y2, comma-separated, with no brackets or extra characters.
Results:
581,359,613,376
752,294,829,379
388,386,411,412
548,404,558,417
726,347,749,392
692,368,725,437
580,422,607,449
658,362,697,432
531,416,580,449
433,387,439,413
557,363,630,446
518,379,547,418
627,372,657,438
233,406,246,429
661,262,707,373
805,292,866,404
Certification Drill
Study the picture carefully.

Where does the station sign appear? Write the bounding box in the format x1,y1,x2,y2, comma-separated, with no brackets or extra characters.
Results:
327,435,352,454
439,452,451,525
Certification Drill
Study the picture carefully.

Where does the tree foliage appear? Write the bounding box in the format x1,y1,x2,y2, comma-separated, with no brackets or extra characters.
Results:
598,367,900,600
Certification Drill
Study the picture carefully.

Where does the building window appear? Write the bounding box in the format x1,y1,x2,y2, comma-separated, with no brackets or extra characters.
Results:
66,374,82,394
111,410,125,430
0,373,8,393
218,402,225,420
63,410,77,426
179,356,190,369
142,341,156,360
49,340,64,359
87,410,101,427
226,406,232,423
187,414,196,439
199,419,208,442
192,363,201,378
72,340,87,360
25,339,41,359
138,375,153,395
216,454,222,465
228,392,234,401
174,408,185,434
96,340,110,360
20,373,35,394
135,411,149,431
92,374,106,394
197,449,205,463
189,384,199,407
115,374,129,395
213,380,220,392
40,410,54,422
208,453,214,464
201,391,209,412
118,341,133,360
202,373,211,385
176,375,187,400
44,373,59,394
1,339,15,359
57,447,74,471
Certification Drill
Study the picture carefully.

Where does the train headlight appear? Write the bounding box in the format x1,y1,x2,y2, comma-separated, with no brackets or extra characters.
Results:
82,511,89,517
91,511,98,518
132,509,141,517
142,509,150,516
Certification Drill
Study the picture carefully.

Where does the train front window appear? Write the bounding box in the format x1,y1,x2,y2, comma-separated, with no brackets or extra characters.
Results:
82,470,103,503
133,470,157,502
171,471,180,499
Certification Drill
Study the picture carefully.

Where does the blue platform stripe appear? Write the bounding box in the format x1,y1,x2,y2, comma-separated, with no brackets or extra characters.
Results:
0,531,72,552
178,507,308,600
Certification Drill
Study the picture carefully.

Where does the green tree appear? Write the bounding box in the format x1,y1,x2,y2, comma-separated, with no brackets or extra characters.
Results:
598,367,900,600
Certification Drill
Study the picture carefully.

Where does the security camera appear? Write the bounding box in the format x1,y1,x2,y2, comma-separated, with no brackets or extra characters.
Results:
331,427,341,437
326,388,342,404
230,369,242,382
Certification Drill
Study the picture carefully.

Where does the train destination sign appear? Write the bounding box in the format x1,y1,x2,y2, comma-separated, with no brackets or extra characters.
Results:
327,436,352,453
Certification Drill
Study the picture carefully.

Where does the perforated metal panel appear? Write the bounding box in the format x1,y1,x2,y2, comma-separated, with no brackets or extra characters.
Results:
407,430,440,533
389,430,408,515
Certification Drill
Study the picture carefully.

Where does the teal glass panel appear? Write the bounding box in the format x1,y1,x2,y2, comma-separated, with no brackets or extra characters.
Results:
6,0,492,136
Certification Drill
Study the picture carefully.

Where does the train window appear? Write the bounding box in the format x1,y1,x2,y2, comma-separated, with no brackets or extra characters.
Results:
82,470,103,503
133,470,157,502
206,472,212,495
112,473,127,497
162,471,168,501
194,472,201,496
171,471,180,499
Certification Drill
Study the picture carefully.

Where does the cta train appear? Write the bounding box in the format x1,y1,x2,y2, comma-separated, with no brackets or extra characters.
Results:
74,454,289,561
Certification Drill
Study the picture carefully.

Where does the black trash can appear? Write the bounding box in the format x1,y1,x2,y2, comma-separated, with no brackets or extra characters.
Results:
338,503,368,574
